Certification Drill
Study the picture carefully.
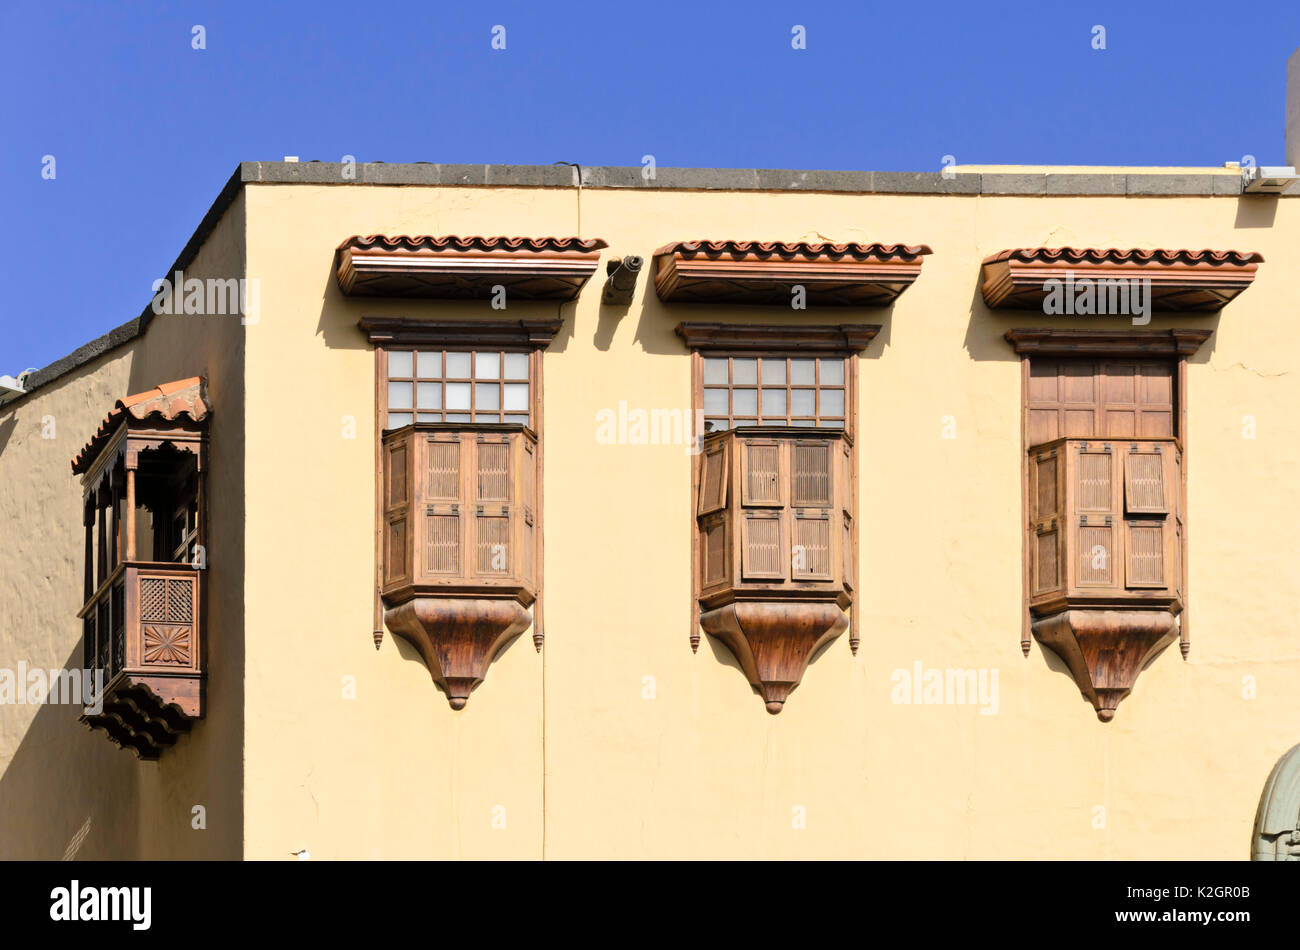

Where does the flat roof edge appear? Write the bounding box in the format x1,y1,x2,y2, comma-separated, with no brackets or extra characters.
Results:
239,161,1268,197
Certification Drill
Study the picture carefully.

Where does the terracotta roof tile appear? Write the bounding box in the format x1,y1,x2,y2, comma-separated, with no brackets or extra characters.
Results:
338,235,608,253
656,240,932,261
72,378,209,474
982,247,1264,266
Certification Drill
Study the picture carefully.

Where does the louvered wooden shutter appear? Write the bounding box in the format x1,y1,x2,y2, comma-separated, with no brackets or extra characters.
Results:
697,438,729,515
384,436,411,586
1123,442,1175,590
1072,442,1117,589
741,440,782,507
421,435,462,578
700,512,729,589
474,436,512,577
741,510,785,579
791,440,833,580
1030,446,1062,598
522,437,536,588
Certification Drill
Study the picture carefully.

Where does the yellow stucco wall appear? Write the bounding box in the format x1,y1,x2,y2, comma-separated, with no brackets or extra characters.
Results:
4,177,1298,859
0,192,247,859
239,182,1300,859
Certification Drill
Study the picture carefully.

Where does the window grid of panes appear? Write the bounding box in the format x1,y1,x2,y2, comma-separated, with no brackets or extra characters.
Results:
702,356,846,432
386,350,530,429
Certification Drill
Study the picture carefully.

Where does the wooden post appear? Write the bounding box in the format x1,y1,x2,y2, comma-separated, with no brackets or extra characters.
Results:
125,464,137,562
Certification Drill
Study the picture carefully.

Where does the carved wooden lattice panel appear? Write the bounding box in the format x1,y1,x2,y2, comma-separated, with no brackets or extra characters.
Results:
477,442,511,502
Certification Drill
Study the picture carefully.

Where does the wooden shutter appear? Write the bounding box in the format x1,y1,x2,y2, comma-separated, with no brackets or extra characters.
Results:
425,437,460,500
700,512,729,588
522,437,536,588
384,436,411,586
741,440,782,507
791,440,832,507
1030,447,1062,597
1123,444,1168,514
424,507,461,575
697,438,729,515
1123,441,1175,590
1072,442,1117,588
741,510,785,580
473,437,512,577
792,509,832,580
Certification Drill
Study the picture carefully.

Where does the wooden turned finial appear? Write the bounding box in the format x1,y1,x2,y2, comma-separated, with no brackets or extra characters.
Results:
1180,640,1190,659
373,629,383,650
1021,638,1031,657
690,630,700,653
533,632,544,653
850,635,860,656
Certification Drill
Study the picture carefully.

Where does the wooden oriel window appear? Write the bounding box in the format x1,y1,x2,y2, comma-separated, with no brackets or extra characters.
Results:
361,318,560,707
1008,328,1211,720
701,356,847,432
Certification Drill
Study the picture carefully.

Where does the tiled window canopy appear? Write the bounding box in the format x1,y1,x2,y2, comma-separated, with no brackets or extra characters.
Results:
653,240,932,306
335,235,607,300
981,247,1263,312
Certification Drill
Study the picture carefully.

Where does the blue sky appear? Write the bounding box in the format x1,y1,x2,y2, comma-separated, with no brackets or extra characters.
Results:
2,0,1297,372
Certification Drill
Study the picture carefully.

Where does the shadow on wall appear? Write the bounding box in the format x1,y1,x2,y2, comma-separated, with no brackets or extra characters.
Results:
0,642,141,858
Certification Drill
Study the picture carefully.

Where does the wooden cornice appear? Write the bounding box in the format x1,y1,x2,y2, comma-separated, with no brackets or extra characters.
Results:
676,322,881,353
336,235,607,301
981,247,1263,312
1004,327,1213,358
654,240,931,307
358,317,564,348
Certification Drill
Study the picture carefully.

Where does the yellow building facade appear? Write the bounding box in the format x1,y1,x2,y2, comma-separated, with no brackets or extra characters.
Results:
1,162,1298,859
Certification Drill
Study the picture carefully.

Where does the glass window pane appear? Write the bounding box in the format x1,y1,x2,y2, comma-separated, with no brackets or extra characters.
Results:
388,381,413,410
416,383,441,410
416,412,440,423
504,414,530,425
503,353,529,379
474,413,500,423
704,389,729,415
790,359,815,385
475,383,500,411
446,382,471,411
388,351,413,378
819,358,844,385
387,412,412,429
793,419,816,427
445,412,471,423
821,390,845,416
704,418,727,432
703,358,728,385
732,388,757,415
503,383,529,411
445,352,471,377
760,418,785,426
732,359,757,385
475,352,500,379
791,389,815,415
761,359,785,385
761,388,787,416
416,351,441,378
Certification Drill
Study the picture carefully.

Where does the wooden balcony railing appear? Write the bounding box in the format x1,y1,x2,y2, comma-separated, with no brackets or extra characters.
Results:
78,562,203,758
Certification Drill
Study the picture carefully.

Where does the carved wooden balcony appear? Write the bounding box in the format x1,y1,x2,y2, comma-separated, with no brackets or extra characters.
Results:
695,427,852,713
380,424,539,708
71,378,209,757
78,563,203,758
1027,436,1183,720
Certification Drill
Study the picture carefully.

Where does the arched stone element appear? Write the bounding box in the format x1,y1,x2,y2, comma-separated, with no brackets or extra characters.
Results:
1252,742,1300,861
